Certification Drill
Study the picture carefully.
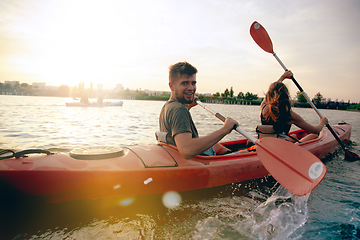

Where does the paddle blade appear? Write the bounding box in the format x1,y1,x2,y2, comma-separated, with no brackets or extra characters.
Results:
345,149,360,162
250,21,274,54
256,138,327,196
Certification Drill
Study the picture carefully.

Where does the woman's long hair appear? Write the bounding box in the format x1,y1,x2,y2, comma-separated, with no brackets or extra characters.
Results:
265,82,292,124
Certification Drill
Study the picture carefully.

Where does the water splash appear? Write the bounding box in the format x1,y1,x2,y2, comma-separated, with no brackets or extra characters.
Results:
249,186,309,239
193,185,310,240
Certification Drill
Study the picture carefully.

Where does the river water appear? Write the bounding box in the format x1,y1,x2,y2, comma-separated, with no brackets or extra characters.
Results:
0,95,359,239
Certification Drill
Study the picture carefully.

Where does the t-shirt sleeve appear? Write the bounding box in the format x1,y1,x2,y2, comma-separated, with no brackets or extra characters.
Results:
169,107,192,138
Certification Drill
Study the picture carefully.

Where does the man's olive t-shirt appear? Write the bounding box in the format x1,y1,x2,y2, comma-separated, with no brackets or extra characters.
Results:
159,98,198,146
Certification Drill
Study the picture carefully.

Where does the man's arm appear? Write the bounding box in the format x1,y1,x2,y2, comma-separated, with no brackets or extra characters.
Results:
174,117,238,159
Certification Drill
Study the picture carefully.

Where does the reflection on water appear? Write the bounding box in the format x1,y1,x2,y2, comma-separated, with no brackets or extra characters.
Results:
7,177,278,240
0,96,164,150
34,215,157,239
1,95,360,239
9,179,309,240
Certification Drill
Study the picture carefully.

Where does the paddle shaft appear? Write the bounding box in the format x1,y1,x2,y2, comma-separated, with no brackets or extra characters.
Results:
274,54,319,116
195,100,257,143
273,53,350,151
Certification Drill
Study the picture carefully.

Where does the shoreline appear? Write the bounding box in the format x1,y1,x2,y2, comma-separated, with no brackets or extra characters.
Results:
1,94,359,111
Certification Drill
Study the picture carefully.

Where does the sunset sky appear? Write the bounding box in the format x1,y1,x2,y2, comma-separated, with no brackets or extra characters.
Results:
1,0,359,102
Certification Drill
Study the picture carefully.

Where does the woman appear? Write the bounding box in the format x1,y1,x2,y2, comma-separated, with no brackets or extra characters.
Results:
260,70,328,142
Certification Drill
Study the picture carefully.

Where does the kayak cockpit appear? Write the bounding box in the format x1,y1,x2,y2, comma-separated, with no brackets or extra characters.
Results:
69,147,125,160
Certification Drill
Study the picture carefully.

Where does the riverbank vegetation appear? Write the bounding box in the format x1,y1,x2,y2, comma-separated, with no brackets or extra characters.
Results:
1,82,357,110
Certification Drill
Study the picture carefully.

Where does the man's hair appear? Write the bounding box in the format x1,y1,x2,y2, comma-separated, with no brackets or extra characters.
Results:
169,62,198,83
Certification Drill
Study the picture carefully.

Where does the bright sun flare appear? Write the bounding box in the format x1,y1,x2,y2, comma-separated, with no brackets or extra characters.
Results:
14,1,147,88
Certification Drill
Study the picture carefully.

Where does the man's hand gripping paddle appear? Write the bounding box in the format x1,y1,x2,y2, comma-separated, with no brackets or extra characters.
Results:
250,21,360,162
195,100,327,196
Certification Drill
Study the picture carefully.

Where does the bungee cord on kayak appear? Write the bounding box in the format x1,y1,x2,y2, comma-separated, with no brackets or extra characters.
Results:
0,149,53,160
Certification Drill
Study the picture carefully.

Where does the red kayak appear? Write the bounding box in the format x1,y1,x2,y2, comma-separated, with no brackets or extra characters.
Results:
0,123,352,203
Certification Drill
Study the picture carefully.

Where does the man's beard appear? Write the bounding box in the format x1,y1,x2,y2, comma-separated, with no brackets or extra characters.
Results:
176,95,194,105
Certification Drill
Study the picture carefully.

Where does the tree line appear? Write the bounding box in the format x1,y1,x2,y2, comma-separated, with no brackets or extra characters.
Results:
212,87,259,101
1,81,359,110
212,87,323,104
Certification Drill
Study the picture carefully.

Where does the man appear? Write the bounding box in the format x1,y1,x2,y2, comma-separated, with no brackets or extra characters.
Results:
158,61,239,159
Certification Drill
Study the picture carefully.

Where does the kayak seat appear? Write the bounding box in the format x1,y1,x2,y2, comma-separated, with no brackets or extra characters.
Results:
256,125,277,139
256,125,300,143
155,131,168,143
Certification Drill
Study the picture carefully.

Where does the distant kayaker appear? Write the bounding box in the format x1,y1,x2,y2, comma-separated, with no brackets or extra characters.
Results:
158,61,239,159
97,95,103,104
80,92,90,104
260,70,328,142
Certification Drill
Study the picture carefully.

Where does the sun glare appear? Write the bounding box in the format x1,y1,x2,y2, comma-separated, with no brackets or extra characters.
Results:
13,1,149,88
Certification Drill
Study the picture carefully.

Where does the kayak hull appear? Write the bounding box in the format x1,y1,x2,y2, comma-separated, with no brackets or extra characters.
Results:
0,123,352,203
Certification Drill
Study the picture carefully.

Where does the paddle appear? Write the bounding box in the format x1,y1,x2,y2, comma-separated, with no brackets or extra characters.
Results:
195,99,327,196
250,21,360,162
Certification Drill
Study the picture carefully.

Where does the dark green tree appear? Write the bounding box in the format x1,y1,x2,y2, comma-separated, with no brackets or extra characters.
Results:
237,91,244,99
222,88,230,98
296,91,307,103
312,92,323,104
230,87,234,98
244,92,258,101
